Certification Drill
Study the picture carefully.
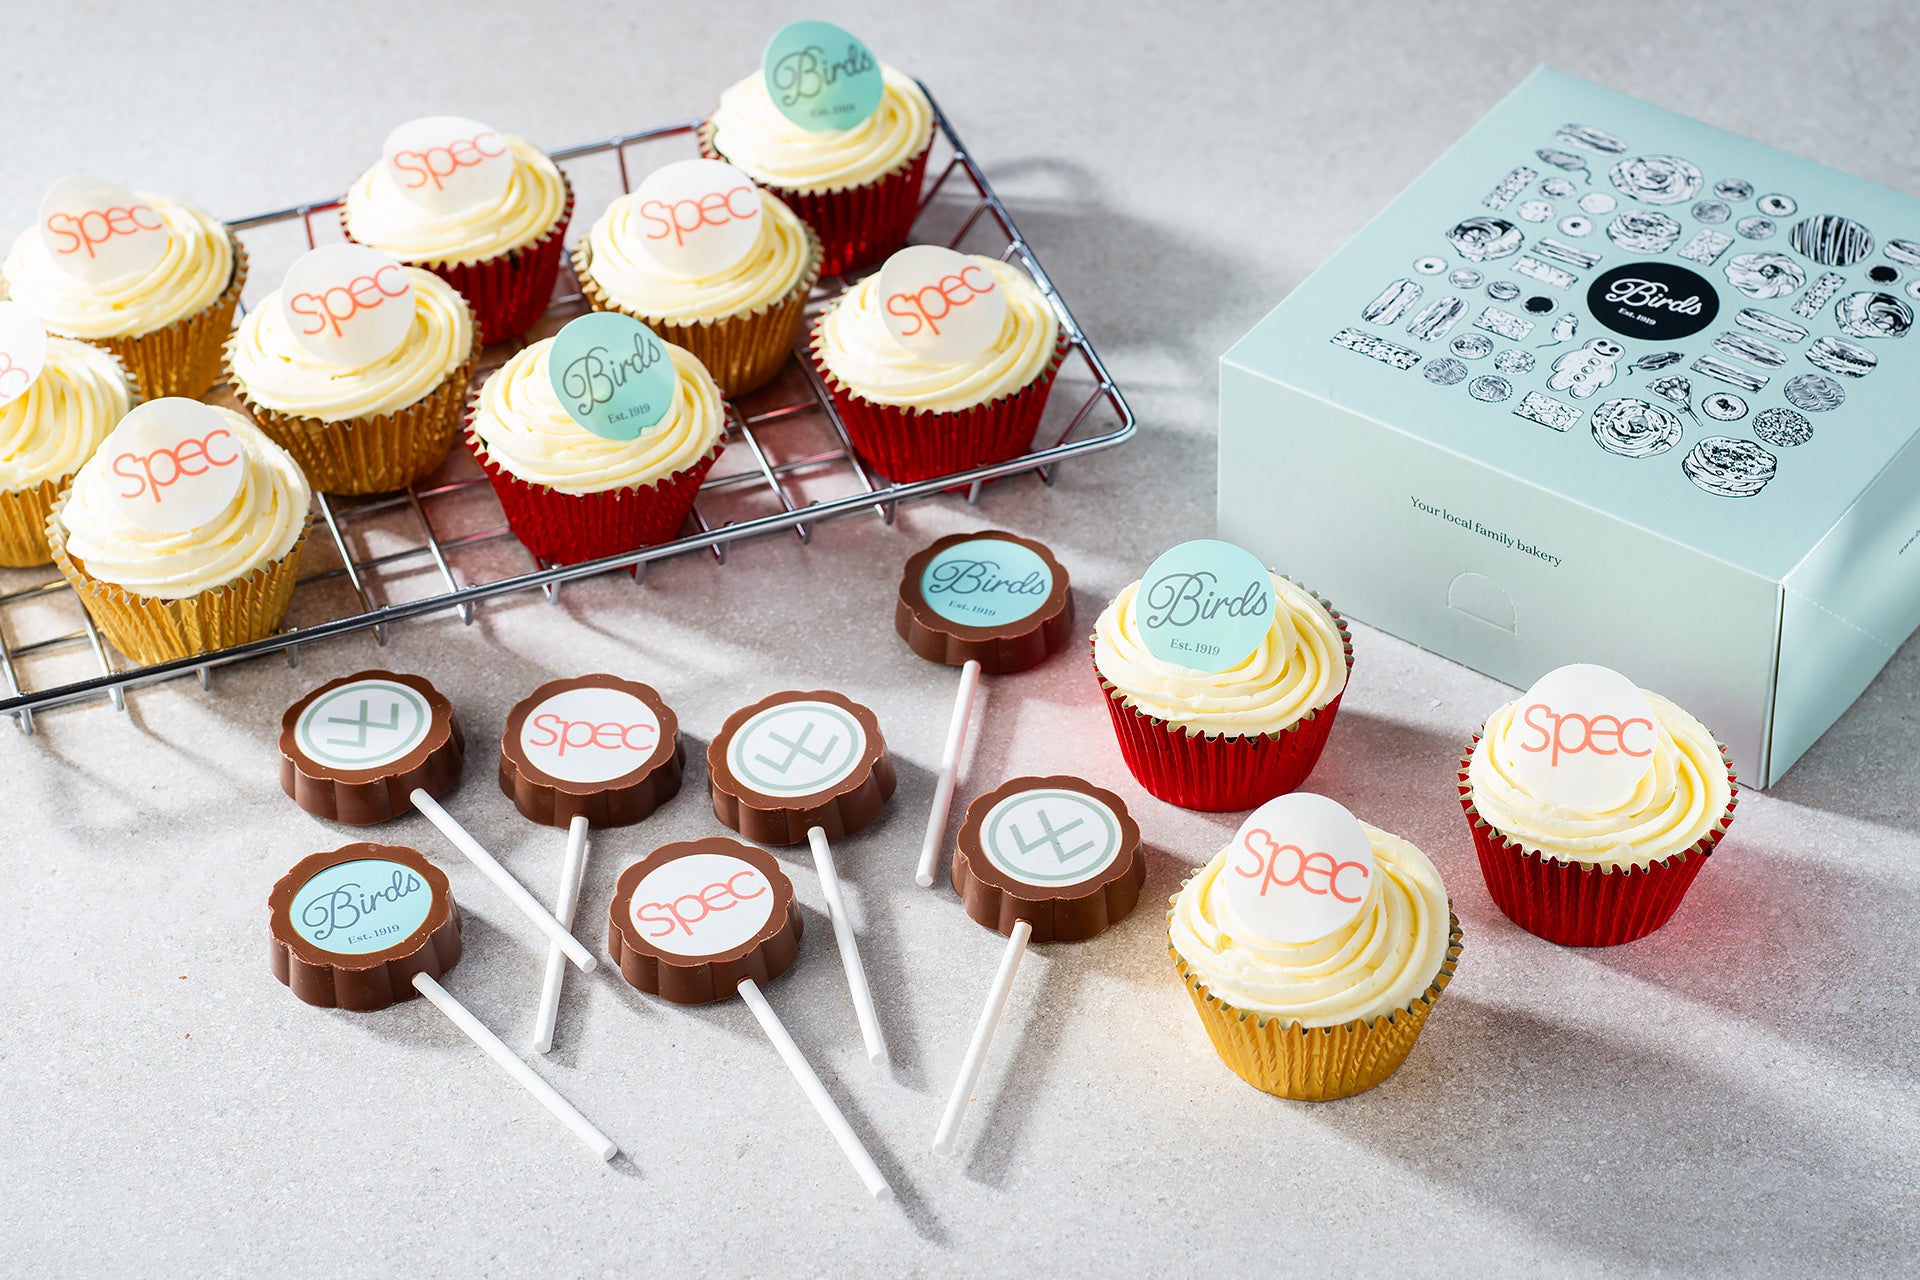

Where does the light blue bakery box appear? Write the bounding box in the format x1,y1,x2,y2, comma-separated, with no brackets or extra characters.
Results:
1220,68,1920,787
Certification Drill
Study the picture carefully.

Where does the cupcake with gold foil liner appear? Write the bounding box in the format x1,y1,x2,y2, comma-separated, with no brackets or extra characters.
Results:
572,217,822,400
223,273,482,496
93,235,247,402
1169,905,1462,1100
46,485,307,666
0,345,141,567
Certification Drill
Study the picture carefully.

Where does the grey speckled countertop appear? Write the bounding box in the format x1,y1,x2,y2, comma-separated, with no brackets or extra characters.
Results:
3,2,1917,1276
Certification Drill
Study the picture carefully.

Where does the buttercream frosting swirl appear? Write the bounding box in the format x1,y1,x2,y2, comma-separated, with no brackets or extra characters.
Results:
467,338,723,494
1170,823,1451,1028
1465,690,1731,869
813,257,1057,412
0,338,134,491
2,194,234,339
344,135,567,267
707,63,933,194
57,407,309,599
581,188,815,322
226,268,473,422
1093,574,1346,737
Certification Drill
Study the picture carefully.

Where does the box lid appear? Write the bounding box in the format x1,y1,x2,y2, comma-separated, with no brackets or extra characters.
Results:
1227,67,1920,582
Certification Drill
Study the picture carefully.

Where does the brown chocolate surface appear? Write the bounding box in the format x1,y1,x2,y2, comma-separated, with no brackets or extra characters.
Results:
606,837,802,1006
707,690,896,845
895,530,1073,674
498,675,684,829
269,843,462,1011
279,671,464,825
952,775,1144,943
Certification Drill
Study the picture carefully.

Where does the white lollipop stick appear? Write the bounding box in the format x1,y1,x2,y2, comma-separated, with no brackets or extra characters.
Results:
915,659,981,888
808,826,889,1067
410,789,597,973
533,815,591,1053
737,976,892,1200
411,971,618,1162
932,919,1032,1156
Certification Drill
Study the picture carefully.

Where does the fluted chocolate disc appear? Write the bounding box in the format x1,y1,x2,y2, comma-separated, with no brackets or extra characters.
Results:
707,690,896,845
952,775,1144,943
895,530,1073,674
499,674,684,828
280,671,464,825
269,843,462,1011
607,837,801,1005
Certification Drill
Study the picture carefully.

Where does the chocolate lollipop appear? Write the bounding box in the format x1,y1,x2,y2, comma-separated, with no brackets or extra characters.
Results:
500,674,684,1053
709,691,896,1065
270,843,617,1160
932,775,1144,1154
608,837,890,1198
279,671,597,975
894,530,1073,887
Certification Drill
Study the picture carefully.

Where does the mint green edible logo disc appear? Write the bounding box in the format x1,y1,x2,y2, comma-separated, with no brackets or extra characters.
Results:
920,538,1053,628
762,20,883,133
291,860,432,955
1136,539,1275,674
547,313,678,441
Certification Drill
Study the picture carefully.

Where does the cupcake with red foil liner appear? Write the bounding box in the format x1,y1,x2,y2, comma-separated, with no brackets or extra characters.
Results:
1168,793,1462,1100
1457,663,1737,947
809,250,1065,483
1092,540,1351,812
700,25,934,276
342,117,572,345
465,314,724,567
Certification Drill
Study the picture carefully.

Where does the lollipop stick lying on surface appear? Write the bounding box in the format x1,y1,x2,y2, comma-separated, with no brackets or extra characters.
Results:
737,976,892,1201
533,815,591,1053
915,659,981,888
411,789,596,973
808,827,889,1067
411,972,618,1162
933,919,1032,1156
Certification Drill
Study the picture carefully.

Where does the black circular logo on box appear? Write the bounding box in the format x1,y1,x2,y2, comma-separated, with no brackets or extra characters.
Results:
1587,261,1719,340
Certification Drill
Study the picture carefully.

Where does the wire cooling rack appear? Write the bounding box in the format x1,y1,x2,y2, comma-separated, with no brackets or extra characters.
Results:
0,84,1134,732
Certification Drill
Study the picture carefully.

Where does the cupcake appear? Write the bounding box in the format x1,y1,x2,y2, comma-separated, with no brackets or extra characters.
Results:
1092,542,1351,811
466,317,725,566
0,312,139,567
225,247,479,494
573,161,821,398
48,399,310,664
1,179,244,399
1458,663,1737,947
809,253,1065,482
701,32,934,276
342,119,572,345
1169,794,1462,1100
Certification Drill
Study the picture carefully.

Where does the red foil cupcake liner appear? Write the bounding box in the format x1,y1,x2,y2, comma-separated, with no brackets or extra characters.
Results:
468,433,720,567
1092,597,1354,812
1457,730,1739,947
811,329,1068,485
343,176,574,347
700,123,930,276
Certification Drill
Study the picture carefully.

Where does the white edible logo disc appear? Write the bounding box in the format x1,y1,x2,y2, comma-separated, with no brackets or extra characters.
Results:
1221,793,1376,945
0,303,49,410
1503,663,1659,810
37,176,170,286
726,700,865,798
519,686,661,784
632,159,763,278
981,788,1123,887
295,679,433,771
101,398,245,534
381,116,512,216
280,245,415,367
630,853,773,957
878,245,1008,364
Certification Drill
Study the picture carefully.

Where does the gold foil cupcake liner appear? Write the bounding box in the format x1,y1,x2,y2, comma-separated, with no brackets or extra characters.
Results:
1168,895,1463,1101
45,486,307,666
0,350,143,566
91,233,248,401
571,222,823,400
224,299,482,495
